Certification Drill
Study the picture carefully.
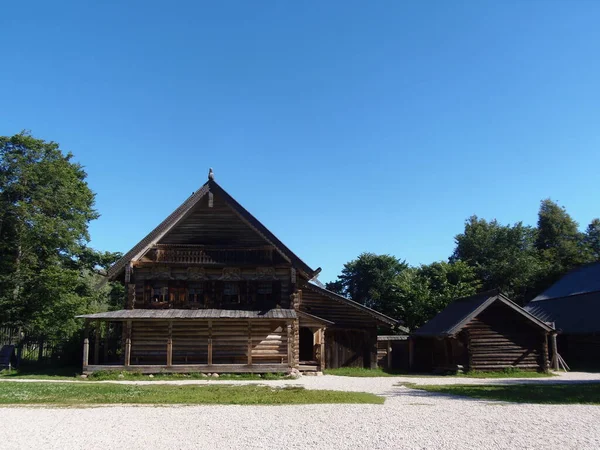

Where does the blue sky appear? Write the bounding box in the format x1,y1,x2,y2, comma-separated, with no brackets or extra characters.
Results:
2,2,600,282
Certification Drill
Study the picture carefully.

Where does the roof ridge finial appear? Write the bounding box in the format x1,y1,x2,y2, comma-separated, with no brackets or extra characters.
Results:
208,167,214,181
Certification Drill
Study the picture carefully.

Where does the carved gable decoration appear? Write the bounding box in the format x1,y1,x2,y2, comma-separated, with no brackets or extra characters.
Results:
220,267,242,281
187,267,207,281
150,265,172,280
254,267,277,280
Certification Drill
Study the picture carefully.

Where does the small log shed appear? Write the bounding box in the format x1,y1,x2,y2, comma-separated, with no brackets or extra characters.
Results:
410,290,556,372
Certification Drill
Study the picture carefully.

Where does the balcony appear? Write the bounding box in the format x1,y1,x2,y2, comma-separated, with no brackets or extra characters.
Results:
150,245,276,266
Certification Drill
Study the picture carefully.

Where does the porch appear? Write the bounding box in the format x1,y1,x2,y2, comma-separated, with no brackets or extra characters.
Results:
77,309,297,374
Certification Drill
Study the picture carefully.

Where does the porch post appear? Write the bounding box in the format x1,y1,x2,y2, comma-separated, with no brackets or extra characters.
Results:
124,320,132,367
551,332,559,371
387,340,392,370
287,322,292,366
167,321,173,367
208,320,213,366
103,322,109,363
408,337,415,370
82,320,90,370
247,321,253,366
320,328,326,371
93,320,100,365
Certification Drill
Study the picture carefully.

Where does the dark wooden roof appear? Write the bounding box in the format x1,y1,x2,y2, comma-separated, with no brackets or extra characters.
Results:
107,179,316,280
413,290,554,337
525,291,600,335
377,335,408,341
297,311,335,326
532,262,600,301
303,281,403,328
77,309,297,321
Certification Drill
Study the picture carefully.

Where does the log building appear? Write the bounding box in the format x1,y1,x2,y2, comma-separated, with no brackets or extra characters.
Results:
78,171,399,374
525,262,600,369
411,290,555,372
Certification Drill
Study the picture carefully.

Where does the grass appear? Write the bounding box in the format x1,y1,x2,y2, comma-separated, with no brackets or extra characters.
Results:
323,367,553,378
86,370,287,381
324,367,407,377
456,369,554,379
0,367,288,381
0,381,384,406
0,366,81,380
408,383,600,404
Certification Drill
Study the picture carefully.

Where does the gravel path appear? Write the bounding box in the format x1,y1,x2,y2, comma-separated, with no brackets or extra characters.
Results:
1,373,600,450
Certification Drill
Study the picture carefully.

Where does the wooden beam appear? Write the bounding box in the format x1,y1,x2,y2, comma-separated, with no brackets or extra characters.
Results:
83,363,290,375
387,340,392,370
408,337,414,370
320,328,326,371
287,322,292,366
208,320,213,366
551,332,559,371
94,320,100,365
82,338,89,369
167,321,173,367
247,321,253,366
103,322,109,363
124,320,132,367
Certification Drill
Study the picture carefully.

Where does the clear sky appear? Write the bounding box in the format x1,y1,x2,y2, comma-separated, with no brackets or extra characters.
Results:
2,2,600,282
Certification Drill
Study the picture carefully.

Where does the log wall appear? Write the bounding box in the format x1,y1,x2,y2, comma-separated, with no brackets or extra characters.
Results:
325,327,377,369
464,302,548,371
129,320,291,367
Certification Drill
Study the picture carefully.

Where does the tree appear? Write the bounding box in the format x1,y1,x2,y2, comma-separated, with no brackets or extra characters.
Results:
584,218,600,262
394,261,480,330
326,252,408,316
451,216,541,302
535,199,591,287
0,132,104,338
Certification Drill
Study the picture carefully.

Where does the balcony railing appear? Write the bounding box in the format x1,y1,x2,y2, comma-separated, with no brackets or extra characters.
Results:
151,245,275,265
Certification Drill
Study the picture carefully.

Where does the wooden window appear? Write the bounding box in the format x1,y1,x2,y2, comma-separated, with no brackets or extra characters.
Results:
223,282,240,305
256,281,273,309
188,283,204,306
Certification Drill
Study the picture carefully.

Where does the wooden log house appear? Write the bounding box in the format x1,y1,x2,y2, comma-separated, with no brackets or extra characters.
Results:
410,290,556,372
525,262,600,369
78,171,399,374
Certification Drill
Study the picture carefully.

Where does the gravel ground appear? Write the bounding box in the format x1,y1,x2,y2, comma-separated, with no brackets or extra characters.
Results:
1,373,600,450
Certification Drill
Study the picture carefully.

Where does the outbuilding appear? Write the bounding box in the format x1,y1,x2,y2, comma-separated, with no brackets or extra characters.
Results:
411,290,555,372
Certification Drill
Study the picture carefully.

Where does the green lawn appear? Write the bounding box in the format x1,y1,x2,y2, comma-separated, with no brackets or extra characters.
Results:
409,383,600,404
323,367,553,379
0,366,81,380
0,381,384,406
324,367,407,377
0,368,287,381
456,369,554,379
87,370,286,381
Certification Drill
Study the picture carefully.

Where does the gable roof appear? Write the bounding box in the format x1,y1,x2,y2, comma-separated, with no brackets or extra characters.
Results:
303,281,405,329
525,291,600,334
107,179,316,280
531,262,600,301
413,290,554,337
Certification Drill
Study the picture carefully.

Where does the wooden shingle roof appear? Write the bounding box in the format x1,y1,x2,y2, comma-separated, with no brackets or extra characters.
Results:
107,178,316,280
413,290,554,337
77,309,298,321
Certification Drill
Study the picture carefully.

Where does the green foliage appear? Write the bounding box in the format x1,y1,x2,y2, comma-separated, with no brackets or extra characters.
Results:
584,218,600,261
326,252,408,314
451,216,541,302
329,198,598,330
0,132,120,339
535,199,591,286
0,382,384,405
395,261,480,329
